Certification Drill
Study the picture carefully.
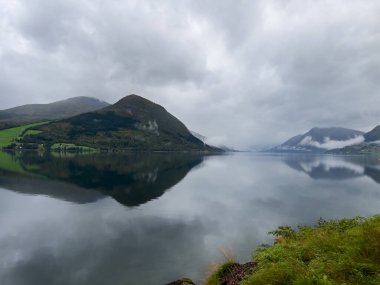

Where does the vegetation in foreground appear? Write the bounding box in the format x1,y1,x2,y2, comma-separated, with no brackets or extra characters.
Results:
204,215,380,285
0,122,47,148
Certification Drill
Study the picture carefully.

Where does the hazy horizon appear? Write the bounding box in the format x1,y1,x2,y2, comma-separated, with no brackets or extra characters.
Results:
1,0,380,148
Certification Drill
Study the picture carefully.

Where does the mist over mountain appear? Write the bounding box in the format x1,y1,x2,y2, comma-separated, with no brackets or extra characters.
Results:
272,127,364,153
328,125,380,154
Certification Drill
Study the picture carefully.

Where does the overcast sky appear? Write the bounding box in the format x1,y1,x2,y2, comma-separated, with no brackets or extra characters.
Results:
1,0,380,148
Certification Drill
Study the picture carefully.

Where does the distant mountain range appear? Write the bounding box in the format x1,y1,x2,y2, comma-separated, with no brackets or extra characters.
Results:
271,126,380,154
20,94,220,152
3,95,380,154
0,97,110,129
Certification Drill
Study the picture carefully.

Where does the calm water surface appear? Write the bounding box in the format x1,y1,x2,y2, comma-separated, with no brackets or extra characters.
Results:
0,152,379,285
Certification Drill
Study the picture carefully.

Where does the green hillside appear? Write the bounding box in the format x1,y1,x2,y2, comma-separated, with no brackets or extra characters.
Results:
22,95,220,152
0,122,47,148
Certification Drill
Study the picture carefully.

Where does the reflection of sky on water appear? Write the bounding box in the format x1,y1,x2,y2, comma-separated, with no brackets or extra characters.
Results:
0,153,379,285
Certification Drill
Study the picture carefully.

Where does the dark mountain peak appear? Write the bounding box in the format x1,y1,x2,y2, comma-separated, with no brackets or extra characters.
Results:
103,94,192,139
305,127,363,143
369,125,380,133
364,125,380,142
104,94,179,128
307,126,360,134
26,94,220,151
116,94,146,103
112,94,165,112
119,94,146,101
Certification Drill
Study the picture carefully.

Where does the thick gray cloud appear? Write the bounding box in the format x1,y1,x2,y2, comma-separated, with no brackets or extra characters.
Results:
1,0,380,147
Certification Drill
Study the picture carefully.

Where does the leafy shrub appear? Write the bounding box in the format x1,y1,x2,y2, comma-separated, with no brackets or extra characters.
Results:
203,215,380,285
241,216,380,285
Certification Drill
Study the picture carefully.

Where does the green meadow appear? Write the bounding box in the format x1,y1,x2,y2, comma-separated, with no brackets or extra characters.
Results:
0,122,47,148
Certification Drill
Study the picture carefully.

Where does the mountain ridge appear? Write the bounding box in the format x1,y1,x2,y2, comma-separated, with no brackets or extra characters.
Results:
364,125,380,142
272,127,364,153
22,94,220,152
0,96,110,129
327,125,380,154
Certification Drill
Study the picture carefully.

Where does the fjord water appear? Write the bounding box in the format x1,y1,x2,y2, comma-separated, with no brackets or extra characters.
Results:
0,152,379,285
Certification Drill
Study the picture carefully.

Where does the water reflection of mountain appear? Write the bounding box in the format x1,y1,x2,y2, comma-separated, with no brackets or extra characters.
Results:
0,169,105,204
365,166,380,184
283,154,380,183
0,152,205,206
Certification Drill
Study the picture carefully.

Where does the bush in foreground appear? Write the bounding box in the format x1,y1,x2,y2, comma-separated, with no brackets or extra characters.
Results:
204,215,380,285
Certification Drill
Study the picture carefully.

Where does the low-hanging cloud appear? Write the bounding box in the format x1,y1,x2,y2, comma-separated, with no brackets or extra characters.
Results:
300,135,365,150
1,0,380,148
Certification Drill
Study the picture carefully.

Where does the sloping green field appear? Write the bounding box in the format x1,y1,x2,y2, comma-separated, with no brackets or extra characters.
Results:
0,122,47,148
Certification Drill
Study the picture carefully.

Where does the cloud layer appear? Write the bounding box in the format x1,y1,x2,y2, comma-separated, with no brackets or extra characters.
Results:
1,0,380,147
300,135,365,150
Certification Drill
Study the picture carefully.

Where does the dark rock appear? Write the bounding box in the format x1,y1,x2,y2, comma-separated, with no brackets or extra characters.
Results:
165,278,196,285
219,262,257,285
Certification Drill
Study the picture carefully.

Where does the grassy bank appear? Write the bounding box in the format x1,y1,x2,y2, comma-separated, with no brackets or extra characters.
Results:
204,215,380,285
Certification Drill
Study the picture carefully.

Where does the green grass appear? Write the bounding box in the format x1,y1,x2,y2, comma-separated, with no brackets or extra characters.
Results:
0,122,48,148
204,215,380,285
23,129,43,136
